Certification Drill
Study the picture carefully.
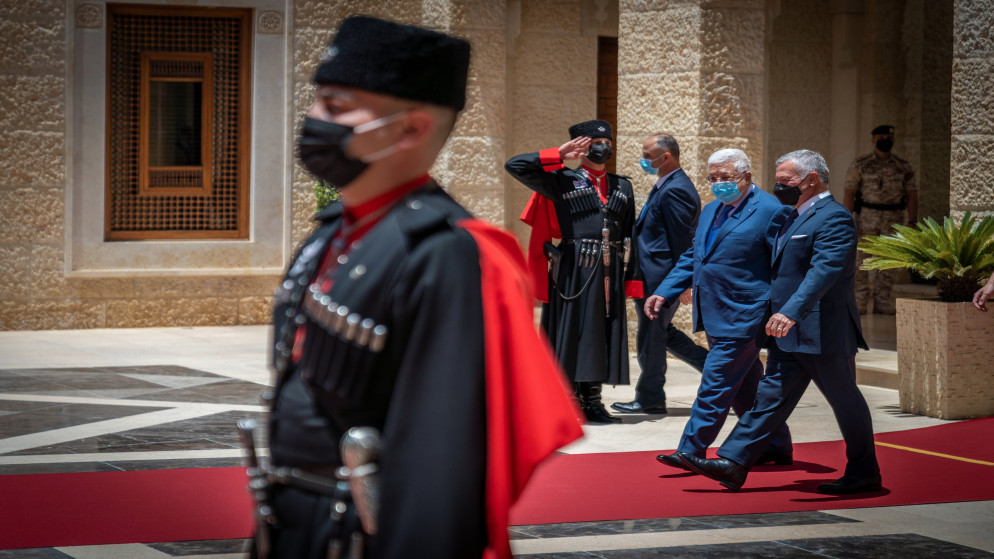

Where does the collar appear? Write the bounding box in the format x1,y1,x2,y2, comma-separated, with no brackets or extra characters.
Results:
796,190,831,216
654,167,679,189
580,164,606,179
342,173,432,241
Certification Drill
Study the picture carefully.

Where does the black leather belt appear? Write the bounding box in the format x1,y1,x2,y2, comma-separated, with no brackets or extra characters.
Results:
861,201,905,211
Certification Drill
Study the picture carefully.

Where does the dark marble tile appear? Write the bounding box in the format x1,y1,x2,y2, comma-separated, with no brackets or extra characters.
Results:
784,534,992,558
127,380,267,405
689,511,860,530
593,541,821,557
517,553,606,558
8,410,265,456
510,518,712,540
147,538,251,556
0,461,123,475
0,549,73,558
0,404,168,438
510,512,857,540
107,457,246,471
100,365,228,378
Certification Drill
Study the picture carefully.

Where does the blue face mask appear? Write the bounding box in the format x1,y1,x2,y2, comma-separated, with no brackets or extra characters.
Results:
639,152,665,175
710,181,741,204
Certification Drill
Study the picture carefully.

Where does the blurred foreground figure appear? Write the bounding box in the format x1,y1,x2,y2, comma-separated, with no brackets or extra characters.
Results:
249,16,583,559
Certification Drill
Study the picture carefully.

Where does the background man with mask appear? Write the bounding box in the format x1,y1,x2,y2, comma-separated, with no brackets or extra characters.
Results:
645,148,792,471
264,16,582,559
681,150,880,496
611,134,701,416
843,124,917,314
507,121,639,424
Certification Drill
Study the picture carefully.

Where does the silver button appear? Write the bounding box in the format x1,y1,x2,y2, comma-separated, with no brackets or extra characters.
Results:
408,200,422,210
337,254,349,265
349,264,367,280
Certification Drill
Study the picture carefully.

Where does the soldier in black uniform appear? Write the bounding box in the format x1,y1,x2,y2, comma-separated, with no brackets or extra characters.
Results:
257,16,583,559
506,122,640,424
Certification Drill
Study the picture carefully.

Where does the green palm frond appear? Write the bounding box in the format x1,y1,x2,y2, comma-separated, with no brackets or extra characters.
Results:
858,212,994,302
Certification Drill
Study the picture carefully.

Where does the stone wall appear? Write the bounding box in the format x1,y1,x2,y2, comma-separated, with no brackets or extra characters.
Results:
505,0,597,241
950,0,994,218
617,0,766,344
766,0,832,184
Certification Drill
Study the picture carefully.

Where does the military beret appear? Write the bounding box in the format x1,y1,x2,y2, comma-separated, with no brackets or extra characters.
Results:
569,120,613,141
872,124,895,135
314,16,471,111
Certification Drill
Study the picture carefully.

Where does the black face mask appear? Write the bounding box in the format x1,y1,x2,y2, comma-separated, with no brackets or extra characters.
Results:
298,116,369,189
586,143,613,164
875,138,894,152
773,181,803,206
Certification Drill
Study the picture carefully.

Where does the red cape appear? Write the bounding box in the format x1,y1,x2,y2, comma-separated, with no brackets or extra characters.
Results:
459,219,584,559
519,193,561,303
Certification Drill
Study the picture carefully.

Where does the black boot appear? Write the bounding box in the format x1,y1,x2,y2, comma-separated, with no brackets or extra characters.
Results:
578,382,621,424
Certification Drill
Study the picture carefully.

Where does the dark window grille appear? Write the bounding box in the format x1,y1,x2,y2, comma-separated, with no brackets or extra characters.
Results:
106,5,251,240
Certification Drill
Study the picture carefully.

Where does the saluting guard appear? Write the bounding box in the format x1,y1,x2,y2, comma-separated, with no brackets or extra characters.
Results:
506,121,641,424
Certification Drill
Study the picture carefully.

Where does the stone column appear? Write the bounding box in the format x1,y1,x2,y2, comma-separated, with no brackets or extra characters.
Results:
424,0,509,226
0,0,73,329
505,0,597,239
950,0,994,218
617,0,766,344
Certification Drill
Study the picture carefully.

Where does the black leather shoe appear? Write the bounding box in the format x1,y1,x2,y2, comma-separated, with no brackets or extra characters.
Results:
610,400,668,414
656,452,691,471
755,451,793,466
678,454,748,492
817,474,882,494
583,404,622,424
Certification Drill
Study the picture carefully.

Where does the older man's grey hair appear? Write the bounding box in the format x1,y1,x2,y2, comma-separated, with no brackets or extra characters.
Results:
776,149,829,185
708,148,751,174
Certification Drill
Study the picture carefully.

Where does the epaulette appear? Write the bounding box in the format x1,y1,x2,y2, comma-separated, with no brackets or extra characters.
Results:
394,192,457,247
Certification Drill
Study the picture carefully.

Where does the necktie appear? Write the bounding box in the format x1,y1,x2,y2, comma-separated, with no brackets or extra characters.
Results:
706,204,733,252
777,209,799,251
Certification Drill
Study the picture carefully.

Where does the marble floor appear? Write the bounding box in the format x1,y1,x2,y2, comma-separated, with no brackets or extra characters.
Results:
0,324,991,558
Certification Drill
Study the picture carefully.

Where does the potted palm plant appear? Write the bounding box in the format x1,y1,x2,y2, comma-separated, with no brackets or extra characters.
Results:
858,212,994,419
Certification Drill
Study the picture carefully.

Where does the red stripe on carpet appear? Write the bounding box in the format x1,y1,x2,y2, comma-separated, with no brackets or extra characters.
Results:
0,467,253,550
1,419,991,550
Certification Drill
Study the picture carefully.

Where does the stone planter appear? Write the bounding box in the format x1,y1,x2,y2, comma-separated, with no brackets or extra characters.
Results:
896,297,994,419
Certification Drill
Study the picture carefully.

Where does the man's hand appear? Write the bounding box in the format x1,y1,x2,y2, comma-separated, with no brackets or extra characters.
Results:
679,289,693,305
644,295,667,319
766,313,796,338
559,137,592,161
973,275,994,312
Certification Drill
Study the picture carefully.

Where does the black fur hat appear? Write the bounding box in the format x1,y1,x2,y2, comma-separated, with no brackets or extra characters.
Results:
314,16,471,110
871,124,895,135
568,120,613,141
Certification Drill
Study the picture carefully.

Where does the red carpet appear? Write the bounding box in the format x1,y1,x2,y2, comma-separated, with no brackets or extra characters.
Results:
511,417,994,524
1,419,991,550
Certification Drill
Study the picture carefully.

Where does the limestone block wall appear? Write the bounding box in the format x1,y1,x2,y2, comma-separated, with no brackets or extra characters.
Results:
292,0,508,238
950,0,994,218
617,0,766,344
908,0,953,221
505,0,597,241
765,0,832,183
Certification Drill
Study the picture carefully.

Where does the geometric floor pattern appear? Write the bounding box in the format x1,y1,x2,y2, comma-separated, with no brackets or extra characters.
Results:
1,325,992,558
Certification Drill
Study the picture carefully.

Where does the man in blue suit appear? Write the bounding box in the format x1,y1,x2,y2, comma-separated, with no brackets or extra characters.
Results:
645,149,793,470
680,150,882,495
612,134,701,415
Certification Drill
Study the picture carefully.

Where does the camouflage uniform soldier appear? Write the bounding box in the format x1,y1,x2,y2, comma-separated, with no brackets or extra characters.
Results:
843,125,917,314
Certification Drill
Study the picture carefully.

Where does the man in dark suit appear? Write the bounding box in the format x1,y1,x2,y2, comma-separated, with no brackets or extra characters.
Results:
612,134,701,415
645,149,793,469
680,149,882,495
